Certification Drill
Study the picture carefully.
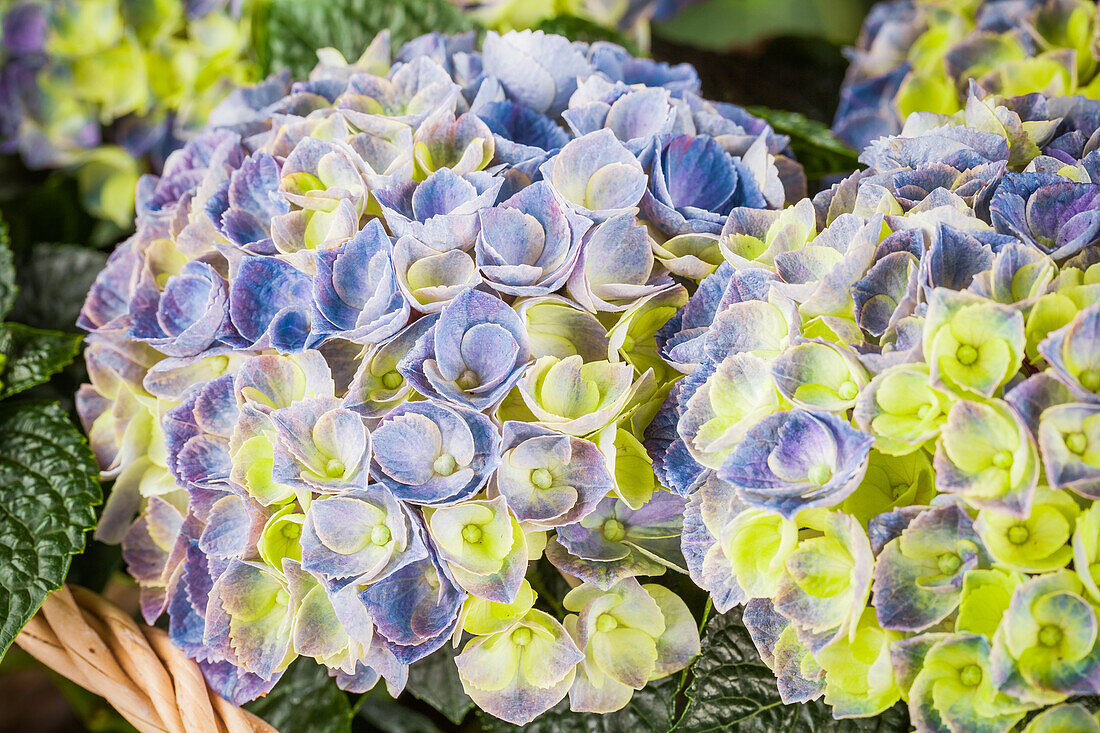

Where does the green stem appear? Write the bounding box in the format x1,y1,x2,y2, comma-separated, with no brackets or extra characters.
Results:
526,567,567,618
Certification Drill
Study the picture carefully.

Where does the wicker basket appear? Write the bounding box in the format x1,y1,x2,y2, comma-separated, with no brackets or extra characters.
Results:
15,586,276,733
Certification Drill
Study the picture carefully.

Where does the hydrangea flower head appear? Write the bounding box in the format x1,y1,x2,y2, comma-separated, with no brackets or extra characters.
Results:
833,0,1100,151
76,28,788,724
650,61,1100,726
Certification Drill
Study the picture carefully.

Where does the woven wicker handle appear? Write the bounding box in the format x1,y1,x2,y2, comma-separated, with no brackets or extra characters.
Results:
15,585,277,733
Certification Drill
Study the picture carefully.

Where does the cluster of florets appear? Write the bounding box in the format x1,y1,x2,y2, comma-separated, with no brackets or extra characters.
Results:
833,0,1100,151
649,82,1100,730
0,0,256,223
75,29,802,724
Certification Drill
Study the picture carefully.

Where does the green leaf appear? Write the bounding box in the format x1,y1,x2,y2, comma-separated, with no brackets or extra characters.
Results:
64,537,123,595
355,686,448,733
0,401,101,661
534,15,640,56
477,672,680,733
0,164,115,252
254,0,476,78
0,324,83,400
0,217,15,321
10,244,107,332
405,642,475,725
745,106,861,180
653,0,866,51
245,657,353,733
675,609,910,732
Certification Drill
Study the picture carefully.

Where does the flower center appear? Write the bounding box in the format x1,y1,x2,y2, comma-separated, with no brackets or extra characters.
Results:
916,403,932,419
325,459,345,478
959,664,982,687
433,453,456,476
1039,625,1063,648
890,482,909,499
1067,432,1088,455
1081,370,1100,392
992,450,1013,470
807,464,832,485
602,519,626,543
210,355,230,374
837,380,858,401
382,370,403,390
937,552,961,575
1007,524,1029,545
281,522,301,539
370,524,391,546
955,344,978,366
461,524,483,544
530,467,553,489
457,369,480,390
511,627,532,646
596,613,618,633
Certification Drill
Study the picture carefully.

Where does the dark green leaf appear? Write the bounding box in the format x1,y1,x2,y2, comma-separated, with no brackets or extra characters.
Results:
245,657,353,733
0,169,115,254
748,107,855,158
0,217,15,321
527,557,571,618
746,106,861,180
0,324,82,399
534,15,640,56
477,672,680,733
356,685,448,733
63,536,122,594
653,0,865,52
10,244,107,332
405,643,474,725
0,401,101,661
255,0,476,78
675,609,910,732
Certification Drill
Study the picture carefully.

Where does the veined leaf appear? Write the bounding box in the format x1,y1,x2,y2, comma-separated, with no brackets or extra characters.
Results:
254,0,476,78
10,243,107,332
0,218,15,321
0,323,82,400
747,106,862,180
245,657,353,733
406,642,475,725
0,401,101,661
